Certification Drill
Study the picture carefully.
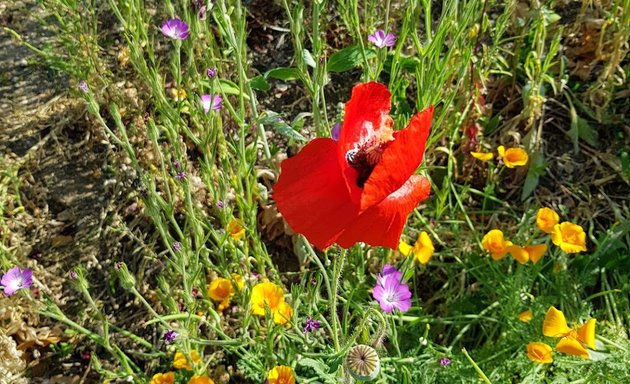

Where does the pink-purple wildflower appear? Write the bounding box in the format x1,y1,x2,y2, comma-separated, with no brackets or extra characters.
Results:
368,30,396,48
161,18,190,40
200,94,222,113
164,329,178,343
207,67,218,78
78,81,89,93
372,264,411,313
331,122,341,141
1,266,33,296
440,357,451,367
172,242,182,251
303,317,321,333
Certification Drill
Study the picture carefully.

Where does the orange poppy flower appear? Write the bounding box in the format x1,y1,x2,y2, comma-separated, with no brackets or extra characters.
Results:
542,306,596,359
481,229,512,260
551,222,587,253
498,146,528,167
527,342,553,363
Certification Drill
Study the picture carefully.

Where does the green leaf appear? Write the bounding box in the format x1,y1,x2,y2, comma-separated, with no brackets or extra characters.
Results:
259,111,306,141
250,75,271,91
291,112,311,131
297,358,336,383
327,46,375,73
218,79,246,98
576,116,598,147
265,67,301,81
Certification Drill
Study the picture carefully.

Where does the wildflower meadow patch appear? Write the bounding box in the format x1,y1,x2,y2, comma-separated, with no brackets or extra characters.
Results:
1,0,630,383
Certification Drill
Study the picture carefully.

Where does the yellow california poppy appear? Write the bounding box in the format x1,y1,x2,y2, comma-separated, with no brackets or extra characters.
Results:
250,282,285,317
498,145,528,168
173,351,201,371
188,376,215,384
227,219,246,240
150,372,175,384
208,277,235,311
273,302,294,325
536,208,559,233
542,306,596,359
481,229,513,260
551,222,587,253
267,365,296,384
399,231,434,264
526,342,553,364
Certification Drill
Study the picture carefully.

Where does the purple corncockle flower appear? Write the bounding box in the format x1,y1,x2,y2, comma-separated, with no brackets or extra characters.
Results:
207,67,217,78
303,317,321,333
368,30,396,48
78,81,89,93
161,18,190,40
175,171,187,180
69,270,78,279
200,94,222,113
440,357,451,367
1,267,33,296
173,160,182,170
376,264,402,286
216,200,225,209
164,329,178,343
172,242,182,251
372,264,411,313
331,122,341,141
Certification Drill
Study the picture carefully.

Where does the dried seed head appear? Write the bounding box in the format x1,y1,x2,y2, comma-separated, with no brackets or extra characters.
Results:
346,344,380,381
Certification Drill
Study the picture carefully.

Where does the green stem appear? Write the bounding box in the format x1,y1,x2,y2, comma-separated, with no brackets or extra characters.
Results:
330,248,347,352
462,347,492,384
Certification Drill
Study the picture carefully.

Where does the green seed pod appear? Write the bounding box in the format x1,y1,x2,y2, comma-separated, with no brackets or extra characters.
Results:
346,344,380,381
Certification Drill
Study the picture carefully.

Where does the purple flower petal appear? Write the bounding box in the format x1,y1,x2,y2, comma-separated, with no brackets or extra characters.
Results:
331,122,341,141
212,95,222,110
200,94,212,113
368,29,396,48
372,264,411,313
201,94,221,113
383,33,397,48
1,266,33,296
161,18,190,40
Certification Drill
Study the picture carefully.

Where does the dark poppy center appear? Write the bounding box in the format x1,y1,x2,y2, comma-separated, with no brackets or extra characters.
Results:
346,142,388,188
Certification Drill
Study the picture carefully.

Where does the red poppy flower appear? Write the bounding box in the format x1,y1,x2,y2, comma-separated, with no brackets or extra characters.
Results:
273,82,433,249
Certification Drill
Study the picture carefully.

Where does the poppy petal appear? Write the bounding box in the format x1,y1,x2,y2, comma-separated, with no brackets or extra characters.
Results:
335,175,431,249
577,319,596,350
337,82,393,203
274,138,360,249
361,107,433,210
507,245,529,264
543,306,571,337
525,244,547,264
556,337,590,359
